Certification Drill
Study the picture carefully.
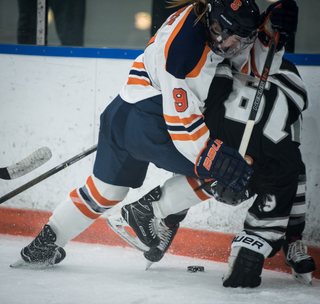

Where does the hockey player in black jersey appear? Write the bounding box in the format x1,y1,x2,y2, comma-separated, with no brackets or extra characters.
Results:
204,58,316,287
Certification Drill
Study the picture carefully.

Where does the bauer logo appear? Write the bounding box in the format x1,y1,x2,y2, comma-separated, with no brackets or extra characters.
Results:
139,226,147,237
233,235,264,250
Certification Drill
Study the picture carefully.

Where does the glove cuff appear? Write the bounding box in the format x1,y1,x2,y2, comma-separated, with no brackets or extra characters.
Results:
194,138,224,180
231,231,273,258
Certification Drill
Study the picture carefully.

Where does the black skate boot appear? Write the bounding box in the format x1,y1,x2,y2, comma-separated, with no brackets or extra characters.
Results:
121,186,161,248
20,224,66,266
283,238,316,285
144,219,179,263
144,211,187,267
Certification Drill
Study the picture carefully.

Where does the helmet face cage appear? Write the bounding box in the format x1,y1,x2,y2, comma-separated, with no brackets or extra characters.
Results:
210,21,258,58
210,36,254,58
207,0,260,58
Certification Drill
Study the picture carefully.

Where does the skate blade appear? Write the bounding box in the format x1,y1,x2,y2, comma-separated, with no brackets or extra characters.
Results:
292,269,312,285
10,257,28,268
145,261,154,270
107,214,150,252
10,257,54,268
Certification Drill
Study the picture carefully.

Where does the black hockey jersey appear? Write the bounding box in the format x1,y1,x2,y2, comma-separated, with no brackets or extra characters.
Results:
205,58,308,183
204,59,309,250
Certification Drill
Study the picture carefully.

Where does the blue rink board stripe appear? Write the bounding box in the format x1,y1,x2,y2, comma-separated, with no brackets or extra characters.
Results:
0,44,143,60
0,44,319,65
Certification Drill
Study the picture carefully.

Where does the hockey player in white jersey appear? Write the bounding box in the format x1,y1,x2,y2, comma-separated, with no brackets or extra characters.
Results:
14,0,314,288
15,0,257,266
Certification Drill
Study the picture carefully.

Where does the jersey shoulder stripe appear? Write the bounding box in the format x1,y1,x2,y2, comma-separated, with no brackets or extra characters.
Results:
164,6,209,79
146,33,157,48
127,57,151,87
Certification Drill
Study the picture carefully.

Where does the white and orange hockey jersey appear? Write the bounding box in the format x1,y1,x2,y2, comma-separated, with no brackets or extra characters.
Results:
119,4,284,165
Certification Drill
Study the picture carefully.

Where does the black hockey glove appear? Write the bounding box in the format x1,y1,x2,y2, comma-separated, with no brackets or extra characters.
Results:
222,231,273,288
259,0,298,51
195,139,252,194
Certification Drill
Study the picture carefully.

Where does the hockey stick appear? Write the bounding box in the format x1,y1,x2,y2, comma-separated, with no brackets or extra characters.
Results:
238,30,280,158
0,147,52,180
0,144,97,204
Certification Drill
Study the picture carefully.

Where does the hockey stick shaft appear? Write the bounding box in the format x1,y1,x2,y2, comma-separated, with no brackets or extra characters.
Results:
195,31,280,191
0,144,97,204
0,147,52,180
238,31,280,157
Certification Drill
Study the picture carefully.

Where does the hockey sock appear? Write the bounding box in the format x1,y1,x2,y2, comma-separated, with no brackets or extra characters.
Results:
152,175,211,219
49,175,129,247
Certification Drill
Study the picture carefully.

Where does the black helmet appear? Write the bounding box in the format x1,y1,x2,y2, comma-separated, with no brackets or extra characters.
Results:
206,0,260,57
208,0,260,37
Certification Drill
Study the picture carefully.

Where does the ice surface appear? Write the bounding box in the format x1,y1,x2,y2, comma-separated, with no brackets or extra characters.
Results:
1,234,319,304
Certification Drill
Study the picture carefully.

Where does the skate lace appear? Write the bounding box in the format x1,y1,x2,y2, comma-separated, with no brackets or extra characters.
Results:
33,225,56,248
287,240,310,263
45,249,62,266
148,218,158,240
157,221,172,251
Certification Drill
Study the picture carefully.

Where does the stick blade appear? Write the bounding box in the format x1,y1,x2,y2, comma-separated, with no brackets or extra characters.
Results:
3,147,52,180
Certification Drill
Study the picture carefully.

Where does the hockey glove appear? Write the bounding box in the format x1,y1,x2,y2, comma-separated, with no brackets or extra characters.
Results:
259,0,298,51
222,231,273,288
195,139,253,194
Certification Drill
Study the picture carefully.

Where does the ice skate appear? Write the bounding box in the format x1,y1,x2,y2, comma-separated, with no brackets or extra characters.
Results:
283,239,316,285
144,219,179,270
120,186,161,248
107,186,162,251
107,213,150,252
10,225,66,267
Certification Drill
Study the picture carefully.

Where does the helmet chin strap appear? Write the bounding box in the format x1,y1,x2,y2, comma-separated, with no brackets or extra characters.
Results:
209,28,231,57
210,28,224,43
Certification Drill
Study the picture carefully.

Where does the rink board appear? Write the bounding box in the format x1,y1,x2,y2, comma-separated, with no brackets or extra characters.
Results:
0,207,319,279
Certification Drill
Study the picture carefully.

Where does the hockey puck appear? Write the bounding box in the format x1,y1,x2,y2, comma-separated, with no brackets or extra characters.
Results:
187,266,204,273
